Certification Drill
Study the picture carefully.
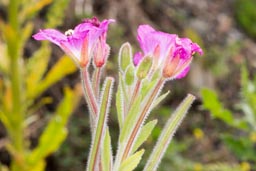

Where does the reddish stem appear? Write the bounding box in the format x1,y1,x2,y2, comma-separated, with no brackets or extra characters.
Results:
121,78,165,161
126,80,141,116
81,68,98,118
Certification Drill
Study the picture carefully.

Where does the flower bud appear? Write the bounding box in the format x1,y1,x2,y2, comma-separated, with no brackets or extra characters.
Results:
136,56,153,80
94,42,110,68
125,65,135,85
119,42,132,72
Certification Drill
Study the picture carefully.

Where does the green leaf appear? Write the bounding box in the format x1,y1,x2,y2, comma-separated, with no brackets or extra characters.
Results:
45,0,70,28
0,110,11,131
29,124,67,165
140,76,159,100
240,64,256,126
26,44,51,99
151,91,170,109
101,128,113,171
201,88,248,129
144,94,195,171
120,72,129,104
120,149,145,171
0,41,9,75
222,134,256,161
35,55,77,98
27,87,80,166
20,0,52,22
201,88,234,125
87,77,114,171
119,95,142,143
119,42,133,72
132,119,157,153
116,76,124,129
20,22,34,53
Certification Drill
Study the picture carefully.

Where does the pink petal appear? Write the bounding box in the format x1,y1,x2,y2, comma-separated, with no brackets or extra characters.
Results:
175,66,190,79
137,25,177,60
133,52,143,66
33,29,66,46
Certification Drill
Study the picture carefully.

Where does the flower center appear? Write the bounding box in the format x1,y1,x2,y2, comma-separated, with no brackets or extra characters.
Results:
65,29,74,36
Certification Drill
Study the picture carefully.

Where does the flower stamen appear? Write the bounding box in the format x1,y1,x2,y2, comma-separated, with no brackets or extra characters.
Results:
65,29,74,36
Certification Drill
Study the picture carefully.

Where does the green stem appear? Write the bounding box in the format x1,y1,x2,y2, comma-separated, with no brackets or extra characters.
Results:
7,0,23,156
7,1,25,170
8,0,19,30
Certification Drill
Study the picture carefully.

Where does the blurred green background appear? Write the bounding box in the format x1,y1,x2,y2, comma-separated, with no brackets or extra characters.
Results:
0,0,256,171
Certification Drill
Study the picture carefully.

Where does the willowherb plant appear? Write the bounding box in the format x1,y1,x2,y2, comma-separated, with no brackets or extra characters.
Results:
33,17,203,171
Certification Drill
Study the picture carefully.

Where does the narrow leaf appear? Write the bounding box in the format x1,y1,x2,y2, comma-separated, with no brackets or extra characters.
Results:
120,149,145,171
143,94,195,171
26,44,51,99
27,87,80,165
116,77,124,129
113,95,142,171
45,0,70,28
120,72,129,103
101,128,113,171
0,41,9,74
0,110,11,131
151,91,170,109
132,119,157,153
87,77,114,171
119,95,142,143
20,0,52,21
201,88,234,125
140,77,159,100
35,55,77,98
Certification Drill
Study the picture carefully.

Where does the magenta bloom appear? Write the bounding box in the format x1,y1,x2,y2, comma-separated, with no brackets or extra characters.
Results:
134,25,203,79
33,17,115,68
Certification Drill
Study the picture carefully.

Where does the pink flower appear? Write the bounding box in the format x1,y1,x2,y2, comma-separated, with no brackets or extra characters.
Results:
33,17,115,68
134,25,203,79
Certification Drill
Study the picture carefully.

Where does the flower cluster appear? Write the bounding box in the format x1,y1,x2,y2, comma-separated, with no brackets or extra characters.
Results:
33,17,203,171
33,18,202,77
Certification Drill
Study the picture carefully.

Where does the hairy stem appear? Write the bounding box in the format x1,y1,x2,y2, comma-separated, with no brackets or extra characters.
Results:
81,68,98,120
126,80,141,116
121,78,165,161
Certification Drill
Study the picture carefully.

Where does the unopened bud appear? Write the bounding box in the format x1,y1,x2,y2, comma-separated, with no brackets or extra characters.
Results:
94,43,110,68
136,56,152,80
125,65,135,85
119,42,132,72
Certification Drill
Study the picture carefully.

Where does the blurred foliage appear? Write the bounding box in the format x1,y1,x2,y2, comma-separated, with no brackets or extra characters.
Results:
206,42,241,78
139,137,242,171
201,64,256,169
0,0,81,171
235,0,256,39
